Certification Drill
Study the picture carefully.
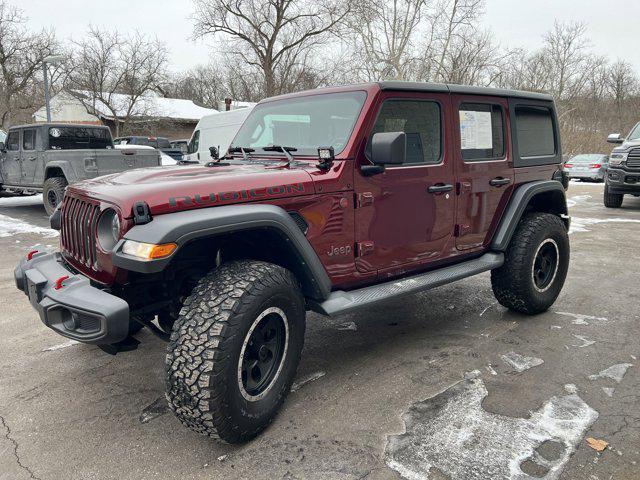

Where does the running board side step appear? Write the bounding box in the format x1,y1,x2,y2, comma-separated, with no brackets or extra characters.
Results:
315,252,504,317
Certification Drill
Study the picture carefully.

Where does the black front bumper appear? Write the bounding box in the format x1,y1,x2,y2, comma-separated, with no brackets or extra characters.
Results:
607,167,640,193
15,248,130,344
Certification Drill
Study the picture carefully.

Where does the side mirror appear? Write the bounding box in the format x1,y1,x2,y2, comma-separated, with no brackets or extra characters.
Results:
209,146,219,159
607,133,624,144
371,132,406,165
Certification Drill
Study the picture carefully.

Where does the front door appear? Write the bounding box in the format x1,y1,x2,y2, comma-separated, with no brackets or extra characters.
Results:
354,92,456,276
1,130,22,185
452,95,514,250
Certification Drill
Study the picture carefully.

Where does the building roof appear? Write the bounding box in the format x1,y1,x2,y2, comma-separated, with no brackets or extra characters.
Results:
75,91,219,121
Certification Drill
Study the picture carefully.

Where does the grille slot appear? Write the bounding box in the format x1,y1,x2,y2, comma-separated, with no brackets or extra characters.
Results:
627,148,640,168
61,195,100,269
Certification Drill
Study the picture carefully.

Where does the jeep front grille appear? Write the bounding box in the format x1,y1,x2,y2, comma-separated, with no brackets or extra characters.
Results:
627,148,640,168
60,195,100,269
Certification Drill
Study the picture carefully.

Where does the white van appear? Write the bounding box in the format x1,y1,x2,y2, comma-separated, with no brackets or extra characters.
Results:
184,107,254,163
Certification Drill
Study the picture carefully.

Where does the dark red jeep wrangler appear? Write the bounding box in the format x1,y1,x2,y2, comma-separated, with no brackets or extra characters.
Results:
15,82,570,443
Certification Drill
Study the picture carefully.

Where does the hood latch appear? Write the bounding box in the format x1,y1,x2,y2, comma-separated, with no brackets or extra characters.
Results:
132,201,152,225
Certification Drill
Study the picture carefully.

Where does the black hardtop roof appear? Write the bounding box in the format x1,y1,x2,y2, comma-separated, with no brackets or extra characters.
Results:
8,123,111,131
262,81,554,103
377,81,554,101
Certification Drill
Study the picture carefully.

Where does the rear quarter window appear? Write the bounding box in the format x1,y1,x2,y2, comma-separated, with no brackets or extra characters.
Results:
510,100,561,167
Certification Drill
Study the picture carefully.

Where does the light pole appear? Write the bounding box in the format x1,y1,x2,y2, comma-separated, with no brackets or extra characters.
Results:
42,55,65,122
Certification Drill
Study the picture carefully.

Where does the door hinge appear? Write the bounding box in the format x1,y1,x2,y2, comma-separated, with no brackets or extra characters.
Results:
357,241,375,257
356,192,374,208
454,224,471,237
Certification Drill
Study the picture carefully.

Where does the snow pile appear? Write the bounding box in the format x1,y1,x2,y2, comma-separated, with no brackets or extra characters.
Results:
0,194,43,207
0,214,58,238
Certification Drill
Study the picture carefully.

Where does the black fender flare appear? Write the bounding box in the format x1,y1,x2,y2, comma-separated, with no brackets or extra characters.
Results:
112,204,332,301
491,180,569,251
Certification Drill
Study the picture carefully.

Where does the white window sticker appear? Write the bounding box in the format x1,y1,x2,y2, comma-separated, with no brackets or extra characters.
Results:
459,110,493,150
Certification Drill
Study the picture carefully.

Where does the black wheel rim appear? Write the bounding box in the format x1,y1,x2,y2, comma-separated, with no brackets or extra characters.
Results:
239,308,288,400
533,239,559,291
47,190,58,209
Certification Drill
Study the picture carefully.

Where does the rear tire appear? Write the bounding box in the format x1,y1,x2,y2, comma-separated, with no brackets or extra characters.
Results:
165,260,306,443
603,184,623,208
43,177,68,216
491,213,569,315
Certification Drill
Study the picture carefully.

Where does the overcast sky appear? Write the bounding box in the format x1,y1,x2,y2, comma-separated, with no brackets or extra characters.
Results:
23,0,640,74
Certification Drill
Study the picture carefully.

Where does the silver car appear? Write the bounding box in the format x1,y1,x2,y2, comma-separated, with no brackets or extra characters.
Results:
564,154,609,182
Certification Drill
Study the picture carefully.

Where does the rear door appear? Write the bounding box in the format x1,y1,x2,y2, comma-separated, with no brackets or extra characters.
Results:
2,130,22,185
354,91,456,276
20,127,39,185
452,95,514,250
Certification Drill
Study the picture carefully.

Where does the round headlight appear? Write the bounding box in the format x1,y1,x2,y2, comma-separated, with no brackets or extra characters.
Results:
97,209,121,251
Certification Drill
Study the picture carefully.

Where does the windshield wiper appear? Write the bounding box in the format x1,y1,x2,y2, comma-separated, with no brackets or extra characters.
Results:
263,145,297,164
227,146,255,161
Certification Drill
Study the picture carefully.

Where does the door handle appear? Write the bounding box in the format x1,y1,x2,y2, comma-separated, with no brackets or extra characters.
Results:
27,157,36,161
489,177,511,187
427,183,454,193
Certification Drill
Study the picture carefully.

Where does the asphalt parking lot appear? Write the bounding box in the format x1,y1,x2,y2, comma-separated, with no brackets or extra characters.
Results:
0,182,638,480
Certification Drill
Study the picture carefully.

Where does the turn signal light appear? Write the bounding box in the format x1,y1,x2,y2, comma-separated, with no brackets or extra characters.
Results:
121,240,177,260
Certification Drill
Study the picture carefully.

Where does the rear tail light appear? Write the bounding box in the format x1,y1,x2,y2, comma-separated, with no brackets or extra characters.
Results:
589,164,602,168
564,163,573,168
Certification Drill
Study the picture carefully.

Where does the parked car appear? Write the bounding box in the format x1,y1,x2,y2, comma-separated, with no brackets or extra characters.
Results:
15,82,570,444
183,107,253,163
114,135,183,162
114,144,176,165
170,139,189,154
563,154,608,182
0,124,161,214
0,129,6,144
604,122,640,207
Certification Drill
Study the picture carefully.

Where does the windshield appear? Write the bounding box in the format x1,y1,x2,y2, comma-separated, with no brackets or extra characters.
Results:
570,154,606,163
49,127,112,149
230,91,367,156
627,122,640,141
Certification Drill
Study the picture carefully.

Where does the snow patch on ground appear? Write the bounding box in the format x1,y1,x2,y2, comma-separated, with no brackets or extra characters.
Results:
337,321,357,331
555,311,608,325
0,194,43,207
588,363,633,383
602,387,615,397
569,217,640,234
291,371,326,392
42,340,79,352
386,376,598,480
0,214,58,238
501,351,544,372
571,335,595,348
566,194,592,208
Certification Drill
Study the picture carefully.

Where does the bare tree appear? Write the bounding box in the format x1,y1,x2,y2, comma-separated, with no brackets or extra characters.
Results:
606,60,638,131
67,27,168,136
347,0,426,81
0,1,57,128
161,64,227,108
192,0,349,98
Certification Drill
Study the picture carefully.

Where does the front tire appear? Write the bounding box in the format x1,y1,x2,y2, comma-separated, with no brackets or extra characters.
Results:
604,184,623,208
43,177,68,216
491,213,570,315
165,260,306,443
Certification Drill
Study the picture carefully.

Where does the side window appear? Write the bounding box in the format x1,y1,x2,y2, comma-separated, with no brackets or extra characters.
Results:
188,130,200,154
6,131,20,151
514,106,556,157
22,129,36,151
459,103,504,161
368,100,441,165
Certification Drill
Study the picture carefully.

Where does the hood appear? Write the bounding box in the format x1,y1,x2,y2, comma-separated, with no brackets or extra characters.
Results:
68,161,316,217
615,139,640,151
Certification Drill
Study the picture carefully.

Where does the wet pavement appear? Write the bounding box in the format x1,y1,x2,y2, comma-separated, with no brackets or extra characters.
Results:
0,183,638,480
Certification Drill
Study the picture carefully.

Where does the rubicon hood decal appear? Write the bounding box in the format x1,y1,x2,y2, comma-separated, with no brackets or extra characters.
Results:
169,183,306,208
